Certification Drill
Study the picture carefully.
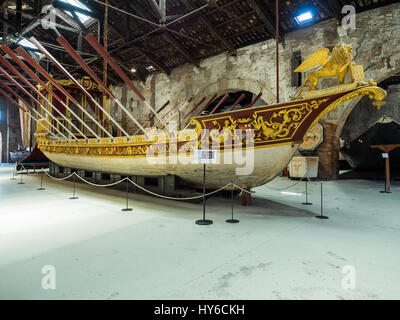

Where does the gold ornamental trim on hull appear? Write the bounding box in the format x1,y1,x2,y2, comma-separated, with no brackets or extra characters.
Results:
36,83,386,158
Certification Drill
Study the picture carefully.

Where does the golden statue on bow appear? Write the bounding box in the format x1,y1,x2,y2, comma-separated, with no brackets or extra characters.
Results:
295,43,366,92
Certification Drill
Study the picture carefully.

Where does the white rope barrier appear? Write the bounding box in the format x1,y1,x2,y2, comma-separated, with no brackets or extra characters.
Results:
44,171,75,181
15,161,320,201
17,167,253,200
263,174,311,191
15,165,314,200
18,165,41,176
74,174,127,187
15,162,317,201
125,177,233,201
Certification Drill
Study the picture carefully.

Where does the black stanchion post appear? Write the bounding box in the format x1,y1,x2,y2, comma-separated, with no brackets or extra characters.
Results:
196,163,213,225
315,181,328,219
37,171,45,190
122,179,133,212
69,173,78,200
18,170,24,184
226,188,239,223
302,177,312,205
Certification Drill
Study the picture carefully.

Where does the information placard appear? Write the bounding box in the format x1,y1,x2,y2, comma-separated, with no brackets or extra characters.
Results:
192,149,217,164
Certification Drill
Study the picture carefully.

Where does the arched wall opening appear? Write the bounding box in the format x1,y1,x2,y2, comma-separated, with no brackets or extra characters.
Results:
202,90,267,116
337,74,400,179
184,78,275,122
328,43,400,180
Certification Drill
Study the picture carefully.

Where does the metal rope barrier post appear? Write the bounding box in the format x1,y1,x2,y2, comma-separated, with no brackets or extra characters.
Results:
37,171,45,190
121,179,133,212
302,176,312,205
10,162,16,180
226,187,239,224
18,169,24,185
69,173,78,200
315,181,328,219
196,163,213,225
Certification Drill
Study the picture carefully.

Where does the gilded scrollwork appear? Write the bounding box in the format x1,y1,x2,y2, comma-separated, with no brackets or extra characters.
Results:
203,98,329,146
38,84,386,158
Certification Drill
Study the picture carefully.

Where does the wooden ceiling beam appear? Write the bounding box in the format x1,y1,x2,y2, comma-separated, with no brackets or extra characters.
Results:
87,0,170,75
314,0,340,20
247,0,278,38
106,18,170,75
92,64,119,84
75,0,147,80
130,1,198,67
136,46,169,75
162,32,198,66
326,0,344,19
215,10,256,28
180,0,235,53
205,0,242,16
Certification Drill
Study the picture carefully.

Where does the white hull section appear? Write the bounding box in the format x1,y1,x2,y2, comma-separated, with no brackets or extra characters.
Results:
43,144,299,189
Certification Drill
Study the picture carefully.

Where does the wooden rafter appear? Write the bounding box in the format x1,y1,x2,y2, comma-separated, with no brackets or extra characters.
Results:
130,1,198,67
314,0,340,20
180,0,235,53
247,0,278,38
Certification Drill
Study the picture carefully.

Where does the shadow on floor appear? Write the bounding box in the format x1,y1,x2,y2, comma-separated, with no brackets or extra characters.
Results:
339,168,400,180
207,195,314,218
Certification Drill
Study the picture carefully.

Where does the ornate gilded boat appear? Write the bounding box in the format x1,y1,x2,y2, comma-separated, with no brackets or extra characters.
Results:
36,80,386,189
0,39,387,190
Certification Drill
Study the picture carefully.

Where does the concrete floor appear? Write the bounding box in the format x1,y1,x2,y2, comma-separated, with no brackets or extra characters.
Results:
0,164,399,300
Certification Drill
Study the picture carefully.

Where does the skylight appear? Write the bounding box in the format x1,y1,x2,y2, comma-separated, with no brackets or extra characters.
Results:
295,11,313,24
17,38,38,50
59,0,92,24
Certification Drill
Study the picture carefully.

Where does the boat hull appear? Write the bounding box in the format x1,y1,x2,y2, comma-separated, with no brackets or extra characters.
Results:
43,143,299,189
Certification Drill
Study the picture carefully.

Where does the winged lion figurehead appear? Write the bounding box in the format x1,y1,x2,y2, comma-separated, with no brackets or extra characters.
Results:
294,43,357,92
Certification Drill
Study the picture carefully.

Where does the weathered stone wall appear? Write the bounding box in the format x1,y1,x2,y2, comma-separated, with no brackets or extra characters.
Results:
113,3,400,179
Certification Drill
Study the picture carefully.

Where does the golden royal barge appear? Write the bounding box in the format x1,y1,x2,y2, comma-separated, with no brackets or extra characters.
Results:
0,39,387,190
